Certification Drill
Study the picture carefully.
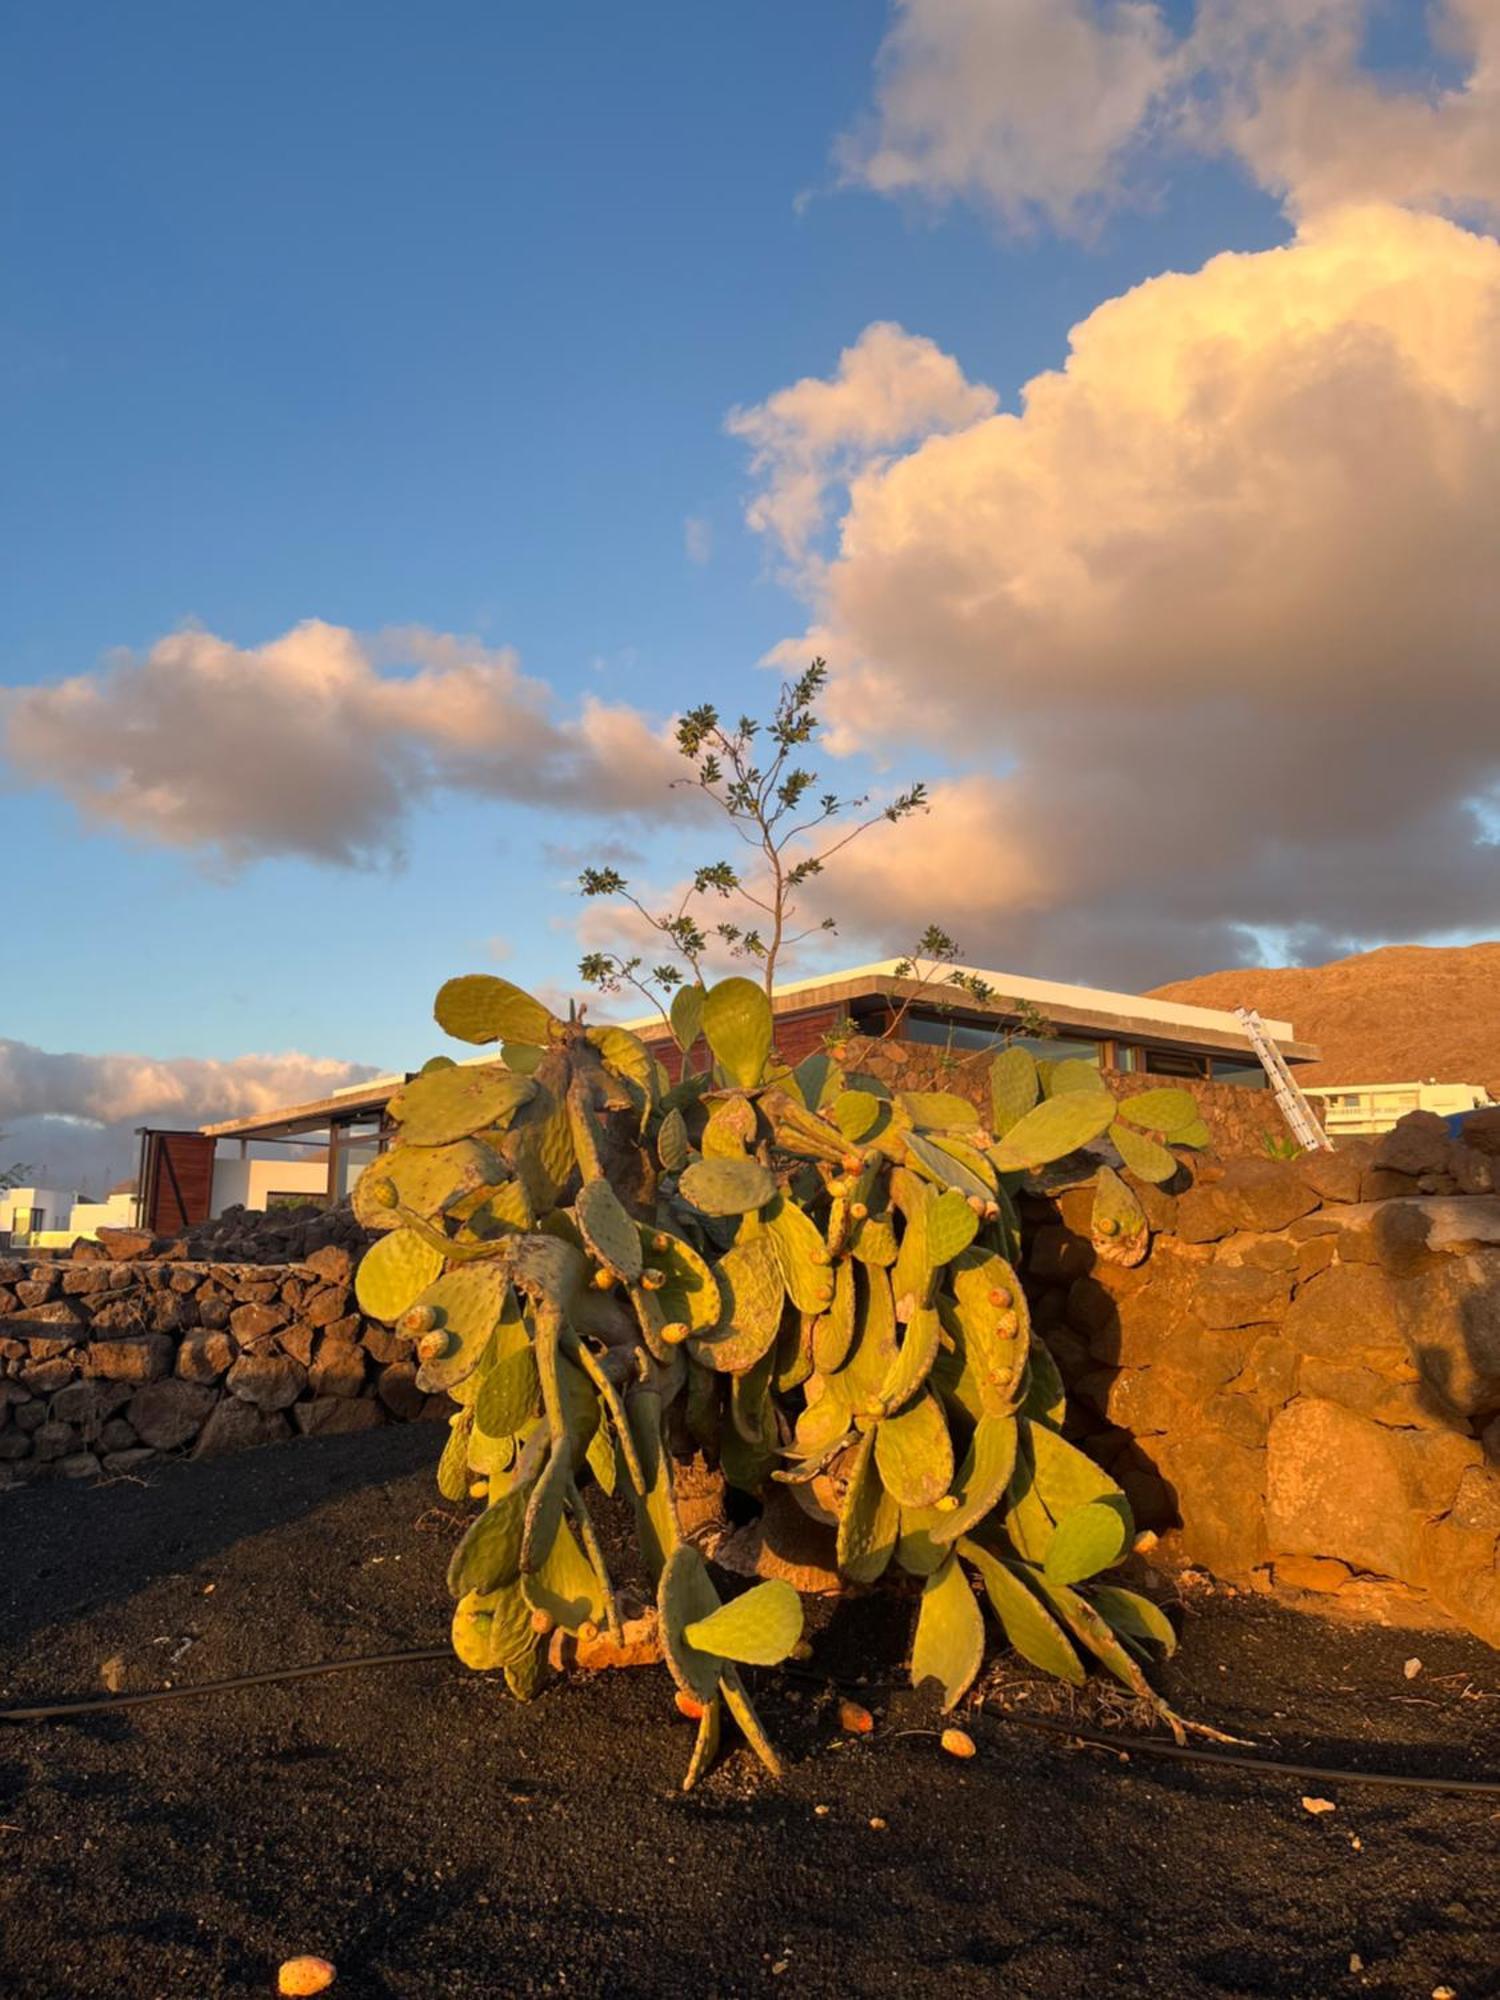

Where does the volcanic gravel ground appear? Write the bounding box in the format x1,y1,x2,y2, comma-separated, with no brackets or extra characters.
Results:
1,1427,1497,1999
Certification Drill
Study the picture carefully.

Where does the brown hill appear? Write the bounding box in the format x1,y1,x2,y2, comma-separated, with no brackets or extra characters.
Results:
1149,943,1500,1096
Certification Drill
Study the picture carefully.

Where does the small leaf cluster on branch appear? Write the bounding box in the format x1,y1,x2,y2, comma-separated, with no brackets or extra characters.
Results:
353,967,1212,1789
577,661,927,1024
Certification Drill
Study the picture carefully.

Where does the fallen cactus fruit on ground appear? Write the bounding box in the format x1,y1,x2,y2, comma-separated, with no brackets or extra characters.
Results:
356,970,1208,1787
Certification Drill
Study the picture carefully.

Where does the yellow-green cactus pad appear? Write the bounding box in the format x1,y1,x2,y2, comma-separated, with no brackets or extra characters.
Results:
683,1578,803,1665
701,976,773,1089
354,1227,446,1322
910,1552,984,1710
394,1064,537,1146
434,973,557,1048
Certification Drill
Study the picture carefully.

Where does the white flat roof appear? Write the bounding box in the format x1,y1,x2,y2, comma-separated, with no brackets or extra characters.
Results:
614,958,1297,1047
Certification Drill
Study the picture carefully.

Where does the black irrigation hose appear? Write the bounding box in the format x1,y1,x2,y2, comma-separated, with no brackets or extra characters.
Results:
981,1704,1500,1799
4,1647,1498,1800
0,1645,452,1724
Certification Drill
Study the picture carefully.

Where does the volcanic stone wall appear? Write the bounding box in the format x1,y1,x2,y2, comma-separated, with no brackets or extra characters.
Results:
0,1244,434,1487
1026,1111,1500,1647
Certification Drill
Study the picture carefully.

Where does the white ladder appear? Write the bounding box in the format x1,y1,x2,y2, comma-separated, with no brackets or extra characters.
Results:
1234,1007,1333,1151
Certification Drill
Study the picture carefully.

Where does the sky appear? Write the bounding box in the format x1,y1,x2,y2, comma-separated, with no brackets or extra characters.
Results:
2,1,1498,1188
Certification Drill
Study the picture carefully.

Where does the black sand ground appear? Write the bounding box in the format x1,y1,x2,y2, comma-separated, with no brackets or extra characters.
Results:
1,1427,1497,2000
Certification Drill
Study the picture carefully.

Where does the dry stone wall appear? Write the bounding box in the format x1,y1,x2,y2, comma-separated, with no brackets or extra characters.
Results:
0,1243,435,1487
1026,1110,1500,1647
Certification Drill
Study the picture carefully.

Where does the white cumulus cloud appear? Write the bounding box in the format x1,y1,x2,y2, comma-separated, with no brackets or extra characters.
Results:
744,204,1500,983
3,621,694,867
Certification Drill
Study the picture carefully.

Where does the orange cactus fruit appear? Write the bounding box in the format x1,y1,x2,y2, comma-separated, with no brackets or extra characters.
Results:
277,1957,336,1996
940,1728,977,1760
674,1690,706,1720
838,1699,874,1735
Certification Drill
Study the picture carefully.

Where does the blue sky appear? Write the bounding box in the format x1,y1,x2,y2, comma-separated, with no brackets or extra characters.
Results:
3,1,1497,1177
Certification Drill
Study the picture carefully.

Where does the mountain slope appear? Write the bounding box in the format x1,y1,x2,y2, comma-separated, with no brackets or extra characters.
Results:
1149,943,1500,1095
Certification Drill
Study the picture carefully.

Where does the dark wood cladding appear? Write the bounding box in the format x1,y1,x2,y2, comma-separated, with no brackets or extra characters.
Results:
141,1130,217,1234
646,1002,844,1081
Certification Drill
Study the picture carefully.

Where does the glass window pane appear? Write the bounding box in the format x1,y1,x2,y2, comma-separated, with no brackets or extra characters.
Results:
1143,1048,1210,1079
1211,1060,1269,1089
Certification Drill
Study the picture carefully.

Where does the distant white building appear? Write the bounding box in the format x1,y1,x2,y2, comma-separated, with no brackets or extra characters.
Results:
1305,1080,1495,1137
0,1186,80,1247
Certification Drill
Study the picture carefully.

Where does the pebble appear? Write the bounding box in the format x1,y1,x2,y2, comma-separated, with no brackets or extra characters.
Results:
277,1957,336,1996
868,1816,888,1831
1404,1657,1423,1679
1301,1796,1336,1815
813,1805,830,1816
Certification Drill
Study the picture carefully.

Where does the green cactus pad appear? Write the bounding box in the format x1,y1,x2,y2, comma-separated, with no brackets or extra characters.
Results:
902,1131,993,1206
895,1504,950,1576
638,1224,721,1332
1090,1164,1149,1266
701,1096,754,1160
836,1431,899,1583
1043,1500,1130,1586
451,1581,537,1671
682,1693,722,1791
989,1046,1039,1136
990,1091,1116,1172
500,1041,545,1074
690,1234,785,1373
683,1578,803,1665
670,983,706,1056
897,1090,980,1131
956,1539,1085,1685
1108,1119,1179,1184
523,1516,606,1634
412,1266,512,1393
1028,1418,1130,1532
833,1088,884,1143
767,1197,836,1316
436,1410,473,1502
354,1227,447,1323
701,976,774,1089
435,973,557,1048
929,1413,1019,1545
875,1304,943,1415
658,1543,727,1702
351,1138,502,1232
575,1177,645,1279
811,1258,857,1373
1116,1086,1200,1136
1029,1573,1184,1730
1020,1339,1067,1426
719,1665,785,1778
394,1064,538,1146
447,1485,528,1598
925,1188,980,1267
1046,1057,1109,1097
836,1264,898,1409
679,1156,777,1216
874,1387,954,1508
1089,1584,1178,1656
657,1105,690,1172
520,1442,570,1575
850,1207,898,1266
910,1553,984,1710
585,1023,655,1101
1172,1115,1212,1150
624,1389,680,1585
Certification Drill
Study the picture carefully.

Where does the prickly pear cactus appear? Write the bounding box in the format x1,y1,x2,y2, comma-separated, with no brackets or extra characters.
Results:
356,971,1209,1785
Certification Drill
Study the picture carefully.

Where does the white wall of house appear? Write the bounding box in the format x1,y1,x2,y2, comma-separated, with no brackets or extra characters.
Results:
0,1186,77,1243
68,1191,142,1237
210,1155,329,1215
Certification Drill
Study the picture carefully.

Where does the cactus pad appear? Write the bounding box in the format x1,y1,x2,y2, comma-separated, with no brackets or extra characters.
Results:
394,1064,537,1146
434,973,557,1047
874,1387,954,1508
1108,1119,1179,1184
990,1091,1116,1171
701,976,773,1089
989,1046,1039,1135
354,1227,447,1322
956,1539,1085,1685
682,1579,803,1665
1043,1500,1130,1586
691,1234,784,1373
679,1156,777,1215
910,1553,984,1710
575,1177,644,1279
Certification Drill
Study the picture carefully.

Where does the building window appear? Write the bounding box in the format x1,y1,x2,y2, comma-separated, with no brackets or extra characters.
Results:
1211,1059,1269,1090
1143,1049,1210,1080
1111,1046,1143,1072
895,1013,1102,1064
